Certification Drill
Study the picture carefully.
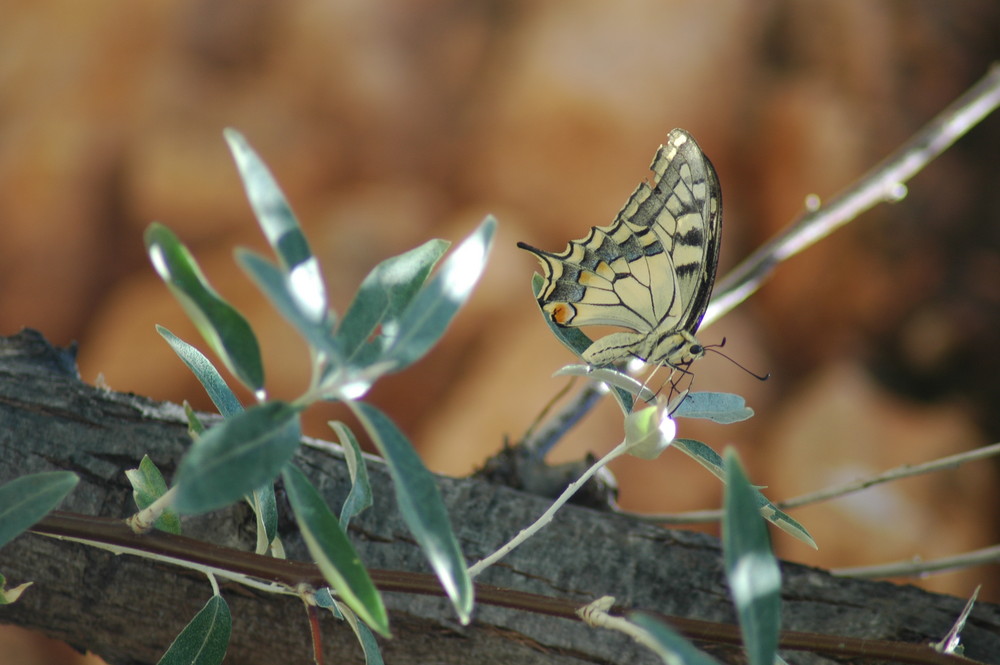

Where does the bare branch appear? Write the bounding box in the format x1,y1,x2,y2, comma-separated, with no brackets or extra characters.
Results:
834,545,1000,580
705,63,1000,327
639,441,1000,525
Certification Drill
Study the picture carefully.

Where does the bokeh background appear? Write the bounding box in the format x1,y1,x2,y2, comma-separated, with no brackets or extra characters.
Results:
2,1,999,662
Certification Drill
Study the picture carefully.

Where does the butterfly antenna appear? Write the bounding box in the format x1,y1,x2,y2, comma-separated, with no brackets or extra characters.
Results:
705,338,770,381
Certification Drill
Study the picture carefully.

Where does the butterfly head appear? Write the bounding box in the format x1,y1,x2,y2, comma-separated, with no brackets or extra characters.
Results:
647,330,706,368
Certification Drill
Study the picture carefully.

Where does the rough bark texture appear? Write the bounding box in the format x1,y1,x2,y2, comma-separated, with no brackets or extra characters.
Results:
1,329,998,664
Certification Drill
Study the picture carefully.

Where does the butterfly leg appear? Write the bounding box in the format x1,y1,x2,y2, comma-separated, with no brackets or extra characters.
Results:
663,361,697,415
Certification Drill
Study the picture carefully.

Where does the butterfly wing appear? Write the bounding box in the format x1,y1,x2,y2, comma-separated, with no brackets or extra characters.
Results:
516,221,669,333
637,129,722,341
518,129,722,365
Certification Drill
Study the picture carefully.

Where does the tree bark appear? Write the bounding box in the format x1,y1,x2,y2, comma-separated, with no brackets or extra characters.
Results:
0,329,997,664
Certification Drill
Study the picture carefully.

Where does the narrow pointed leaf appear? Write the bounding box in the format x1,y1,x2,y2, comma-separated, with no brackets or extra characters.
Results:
350,402,472,622
336,239,449,364
674,439,815,548
315,590,386,665
314,587,343,616
754,498,815,549
335,600,385,665
174,402,301,514
0,573,33,605
236,249,339,360
225,128,328,325
672,438,727,482
184,403,206,436
329,421,373,527
250,482,278,549
157,327,243,418
160,370,262,540
282,465,389,637
723,450,781,665
157,595,231,665
381,216,495,373
146,223,263,391
126,455,181,534
674,392,754,423
0,472,79,550
628,612,723,665
934,586,979,654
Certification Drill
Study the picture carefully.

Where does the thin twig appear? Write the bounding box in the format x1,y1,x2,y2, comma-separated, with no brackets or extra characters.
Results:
522,379,604,458
777,440,1000,511
833,545,1000,580
629,441,1000,525
29,512,982,665
467,439,629,578
705,63,1000,327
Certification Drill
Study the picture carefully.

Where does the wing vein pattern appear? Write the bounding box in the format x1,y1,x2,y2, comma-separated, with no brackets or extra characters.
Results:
518,128,722,368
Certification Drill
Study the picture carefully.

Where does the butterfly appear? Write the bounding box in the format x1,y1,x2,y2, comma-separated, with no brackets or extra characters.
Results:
518,128,722,371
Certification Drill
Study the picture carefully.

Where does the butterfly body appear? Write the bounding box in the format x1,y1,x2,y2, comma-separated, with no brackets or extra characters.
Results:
518,128,722,369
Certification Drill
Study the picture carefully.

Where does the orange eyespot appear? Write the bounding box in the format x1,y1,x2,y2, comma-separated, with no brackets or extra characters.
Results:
549,303,574,324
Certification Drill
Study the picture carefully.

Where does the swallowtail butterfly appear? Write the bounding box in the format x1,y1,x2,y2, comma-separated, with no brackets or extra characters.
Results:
518,128,721,371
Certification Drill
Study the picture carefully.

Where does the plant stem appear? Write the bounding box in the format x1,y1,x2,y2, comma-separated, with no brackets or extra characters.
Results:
27,511,977,664
706,63,1000,328
467,440,628,579
633,440,1000,525
126,485,178,534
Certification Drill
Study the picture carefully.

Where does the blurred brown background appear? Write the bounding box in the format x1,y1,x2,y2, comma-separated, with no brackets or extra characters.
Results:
2,1,999,661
